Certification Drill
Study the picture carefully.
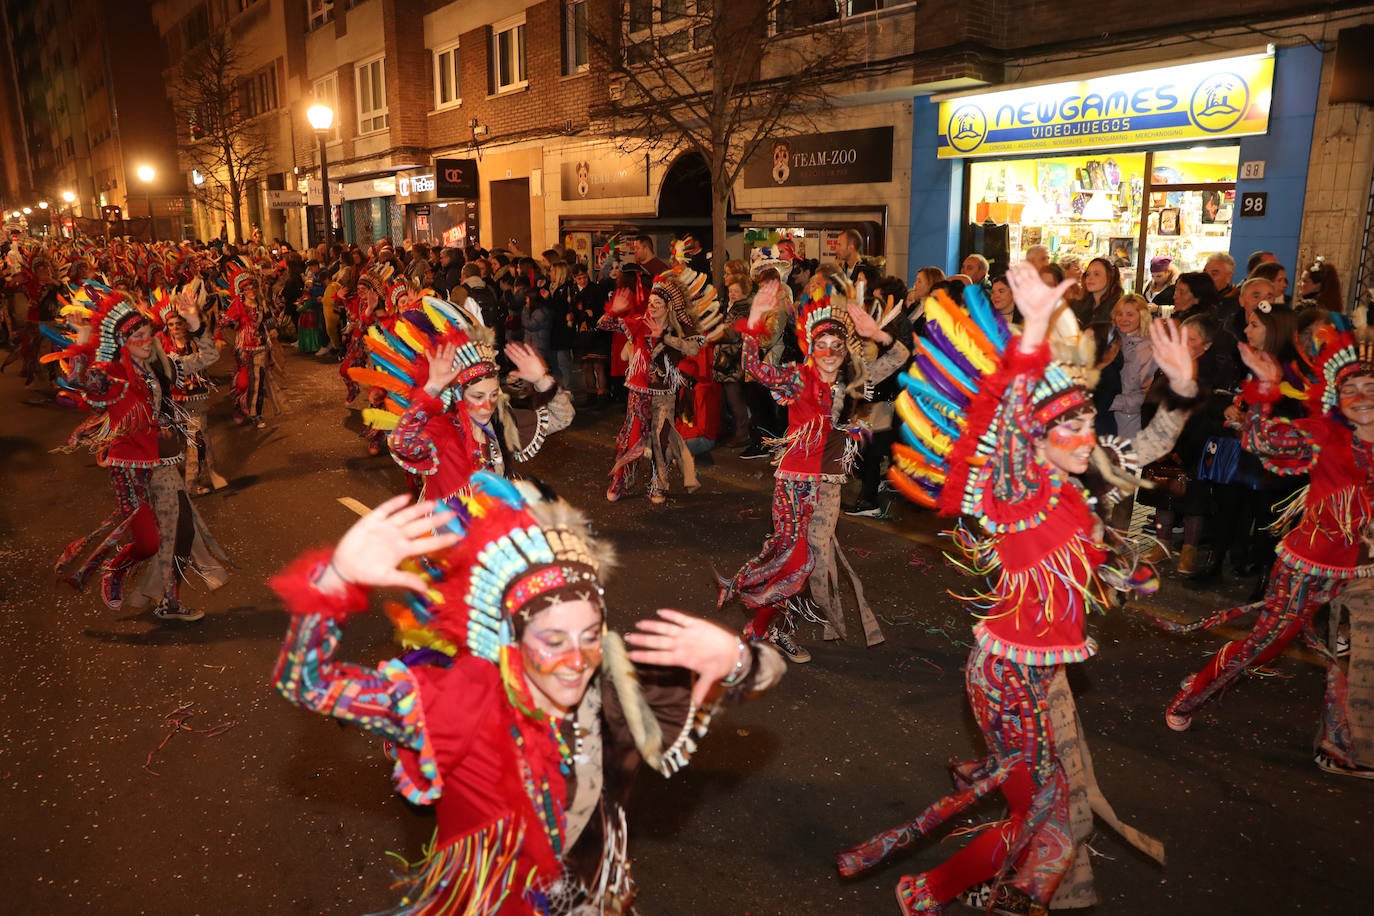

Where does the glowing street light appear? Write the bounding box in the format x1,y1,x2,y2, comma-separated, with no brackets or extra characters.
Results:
306,104,335,245
38,200,48,209
22,206,31,215
136,164,156,240
62,190,75,204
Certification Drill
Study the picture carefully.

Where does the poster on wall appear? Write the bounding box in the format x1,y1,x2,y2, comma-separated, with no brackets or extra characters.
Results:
559,155,649,200
743,127,894,188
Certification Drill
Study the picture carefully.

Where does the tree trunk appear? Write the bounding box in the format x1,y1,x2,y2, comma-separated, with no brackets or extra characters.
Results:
225,146,244,244
712,180,729,289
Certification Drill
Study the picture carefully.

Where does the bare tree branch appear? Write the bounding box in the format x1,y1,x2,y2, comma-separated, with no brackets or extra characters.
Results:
171,29,273,244
590,0,860,279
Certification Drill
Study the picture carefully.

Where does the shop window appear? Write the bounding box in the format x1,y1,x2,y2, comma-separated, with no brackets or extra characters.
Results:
489,16,527,94
562,1,588,76
965,144,1239,288
308,0,334,31
434,42,461,109
624,0,712,65
356,56,389,134
312,74,341,142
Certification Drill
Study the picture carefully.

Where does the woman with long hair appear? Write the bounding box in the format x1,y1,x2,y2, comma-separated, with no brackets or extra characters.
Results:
55,284,229,621
718,273,909,663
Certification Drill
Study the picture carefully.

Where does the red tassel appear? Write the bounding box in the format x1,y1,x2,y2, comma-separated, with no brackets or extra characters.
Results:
268,549,371,621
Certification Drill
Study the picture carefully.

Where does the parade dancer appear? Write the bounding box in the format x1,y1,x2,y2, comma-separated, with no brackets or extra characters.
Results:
271,473,784,914
158,299,228,495
598,274,704,505
349,297,574,499
717,274,909,662
1159,331,1374,778
221,266,279,428
839,264,1194,914
53,283,229,622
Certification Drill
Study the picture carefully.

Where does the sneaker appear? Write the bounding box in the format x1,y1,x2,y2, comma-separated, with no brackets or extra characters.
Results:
605,487,621,503
314,346,331,357
100,571,124,610
1165,709,1192,732
738,443,770,460
648,491,667,505
252,416,267,429
844,499,883,518
766,626,812,664
1335,631,1351,658
1315,751,1374,780
153,600,204,623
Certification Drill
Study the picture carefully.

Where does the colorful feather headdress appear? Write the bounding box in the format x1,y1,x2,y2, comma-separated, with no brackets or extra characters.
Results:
383,472,613,710
888,284,1097,515
1310,327,1374,419
347,295,496,433
795,276,855,357
649,274,698,337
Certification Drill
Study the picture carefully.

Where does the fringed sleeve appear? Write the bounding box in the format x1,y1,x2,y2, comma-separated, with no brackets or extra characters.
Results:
741,332,804,405
169,325,221,379
1243,413,1317,476
269,552,428,754
979,345,1054,525
865,338,910,387
387,386,445,477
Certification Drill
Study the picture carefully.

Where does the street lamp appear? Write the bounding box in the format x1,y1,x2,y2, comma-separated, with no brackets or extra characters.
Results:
136,164,156,241
61,190,76,237
306,103,335,246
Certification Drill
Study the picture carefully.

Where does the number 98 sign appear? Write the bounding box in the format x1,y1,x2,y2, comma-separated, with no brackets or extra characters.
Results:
1239,191,1267,218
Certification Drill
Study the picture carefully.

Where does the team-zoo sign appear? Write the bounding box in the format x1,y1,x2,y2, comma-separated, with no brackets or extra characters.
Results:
744,127,894,188
936,53,1274,158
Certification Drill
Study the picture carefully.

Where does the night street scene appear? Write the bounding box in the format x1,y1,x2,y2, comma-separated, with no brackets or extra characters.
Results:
3,1,1374,914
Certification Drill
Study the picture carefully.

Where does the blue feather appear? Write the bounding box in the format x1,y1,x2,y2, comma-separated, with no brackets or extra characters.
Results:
961,284,1010,349
899,426,946,467
471,471,525,509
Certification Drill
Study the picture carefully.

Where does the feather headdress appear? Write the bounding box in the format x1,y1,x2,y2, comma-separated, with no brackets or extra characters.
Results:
889,283,1099,515
381,473,613,706
348,295,497,433
1309,327,1374,419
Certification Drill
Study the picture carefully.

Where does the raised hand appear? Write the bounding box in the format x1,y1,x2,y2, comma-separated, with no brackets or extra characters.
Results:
1149,318,1197,396
847,301,880,340
424,342,462,394
1237,341,1282,383
1007,261,1076,337
624,608,747,707
319,495,459,594
505,341,549,384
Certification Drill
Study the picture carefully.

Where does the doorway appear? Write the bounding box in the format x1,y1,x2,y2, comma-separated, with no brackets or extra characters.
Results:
490,178,531,254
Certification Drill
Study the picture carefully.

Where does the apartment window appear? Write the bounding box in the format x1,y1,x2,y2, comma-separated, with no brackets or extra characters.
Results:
240,65,279,119
181,2,210,48
356,56,389,134
624,0,712,65
434,42,461,109
775,0,913,32
312,74,341,141
562,1,588,75
308,0,334,30
489,16,527,94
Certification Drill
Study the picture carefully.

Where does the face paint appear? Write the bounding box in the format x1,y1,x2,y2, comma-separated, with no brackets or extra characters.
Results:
1047,423,1096,451
812,339,844,356
523,638,603,676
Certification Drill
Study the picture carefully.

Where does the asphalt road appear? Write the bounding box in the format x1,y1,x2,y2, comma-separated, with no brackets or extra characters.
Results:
1,345,1369,915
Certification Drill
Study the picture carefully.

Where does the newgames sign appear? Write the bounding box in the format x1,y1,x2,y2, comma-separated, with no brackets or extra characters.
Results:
936,54,1274,158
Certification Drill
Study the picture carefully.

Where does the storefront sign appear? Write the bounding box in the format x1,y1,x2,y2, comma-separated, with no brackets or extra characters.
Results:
936,54,1274,158
265,189,305,209
558,154,649,200
396,173,436,199
434,159,480,198
1240,160,1265,179
743,127,894,188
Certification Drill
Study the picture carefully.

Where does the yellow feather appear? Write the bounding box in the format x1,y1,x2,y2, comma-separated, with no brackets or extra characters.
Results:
895,391,953,456
362,408,399,430
394,321,428,355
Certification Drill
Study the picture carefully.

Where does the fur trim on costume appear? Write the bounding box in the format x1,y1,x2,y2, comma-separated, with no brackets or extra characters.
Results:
268,548,372,620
